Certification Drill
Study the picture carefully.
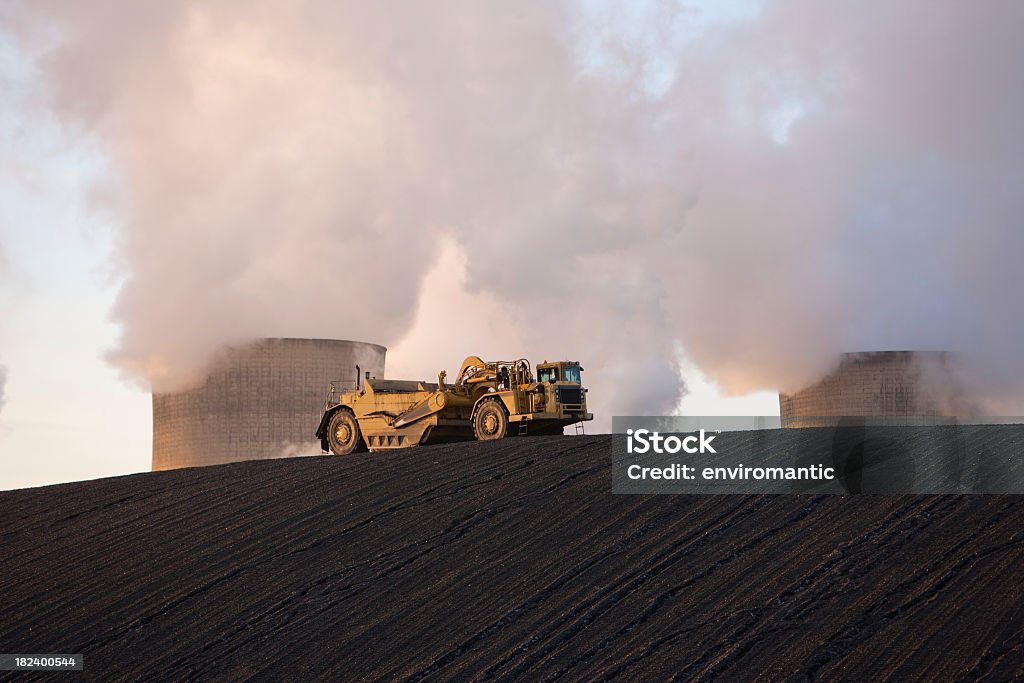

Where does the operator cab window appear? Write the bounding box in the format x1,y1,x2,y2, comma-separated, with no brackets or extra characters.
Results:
562,366,581,384
539,367,559,383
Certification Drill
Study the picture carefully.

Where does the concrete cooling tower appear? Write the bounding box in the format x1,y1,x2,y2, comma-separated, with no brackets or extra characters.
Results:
152,338,386,470
779,351,971,427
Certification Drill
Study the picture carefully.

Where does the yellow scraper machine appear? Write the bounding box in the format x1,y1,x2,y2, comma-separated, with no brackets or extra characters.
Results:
315,356,593,454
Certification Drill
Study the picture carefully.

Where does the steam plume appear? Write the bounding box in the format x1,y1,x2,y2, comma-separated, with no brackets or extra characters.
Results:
8,1,1024,416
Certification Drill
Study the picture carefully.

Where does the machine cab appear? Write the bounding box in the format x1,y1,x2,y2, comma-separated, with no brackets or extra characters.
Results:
536,361,583,385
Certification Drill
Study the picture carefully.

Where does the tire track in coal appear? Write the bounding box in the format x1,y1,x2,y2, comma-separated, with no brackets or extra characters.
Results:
963,628,1024,681
269,455,609,626
494,472,977,677
164,443,608,679
3,430,1023,681
280,439,598,578
403,496,770,681
54,453,552,664
560,496,952,681
0,477,319,643
683,499,968,681
791,498,1023,681
548,496,844,680
3,443,562,681
398,498,719,681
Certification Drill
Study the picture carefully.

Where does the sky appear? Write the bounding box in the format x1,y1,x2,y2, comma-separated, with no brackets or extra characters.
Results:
0,35,151,489
4,0,1024,490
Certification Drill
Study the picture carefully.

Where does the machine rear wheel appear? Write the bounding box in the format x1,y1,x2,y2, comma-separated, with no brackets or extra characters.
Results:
327,409,365,455
474,399,509,441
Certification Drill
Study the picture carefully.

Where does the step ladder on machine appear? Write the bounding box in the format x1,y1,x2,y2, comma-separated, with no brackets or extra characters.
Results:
574,421,586,436
519,417,529,436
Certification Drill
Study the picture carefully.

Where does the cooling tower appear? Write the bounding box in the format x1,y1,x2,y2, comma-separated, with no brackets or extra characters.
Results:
779,351,970,427
152,338,386,470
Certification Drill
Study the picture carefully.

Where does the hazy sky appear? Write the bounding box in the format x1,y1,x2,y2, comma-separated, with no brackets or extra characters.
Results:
5,0,1023,489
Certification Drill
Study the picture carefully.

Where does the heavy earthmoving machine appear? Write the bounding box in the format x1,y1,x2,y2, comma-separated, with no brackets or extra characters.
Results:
315,356,593,454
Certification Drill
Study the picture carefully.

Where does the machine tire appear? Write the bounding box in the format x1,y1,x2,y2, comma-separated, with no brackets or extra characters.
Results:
474,399,509,441
327,408,365,455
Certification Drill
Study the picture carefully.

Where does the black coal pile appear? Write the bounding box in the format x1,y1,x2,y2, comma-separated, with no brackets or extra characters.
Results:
1,434,1022,681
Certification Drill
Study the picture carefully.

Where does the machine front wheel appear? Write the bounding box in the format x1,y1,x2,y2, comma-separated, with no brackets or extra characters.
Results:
474,399,509,441
327,409,366,455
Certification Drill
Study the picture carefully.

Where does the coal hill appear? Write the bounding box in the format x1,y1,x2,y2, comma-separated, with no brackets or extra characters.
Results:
2,434,1023,681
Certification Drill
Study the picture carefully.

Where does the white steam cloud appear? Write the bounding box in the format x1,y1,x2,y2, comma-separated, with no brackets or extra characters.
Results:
7,1,1024,417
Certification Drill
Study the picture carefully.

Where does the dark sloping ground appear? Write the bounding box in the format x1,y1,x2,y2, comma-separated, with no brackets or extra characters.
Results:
1,434,1023,681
